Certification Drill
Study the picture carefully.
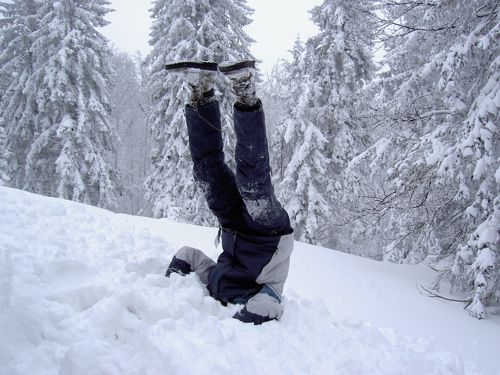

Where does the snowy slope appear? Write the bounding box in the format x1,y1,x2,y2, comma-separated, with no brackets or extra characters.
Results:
0,186,498,375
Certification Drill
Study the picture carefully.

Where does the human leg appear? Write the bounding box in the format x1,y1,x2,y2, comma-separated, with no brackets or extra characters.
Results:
220,62,292,236
166,61,245,229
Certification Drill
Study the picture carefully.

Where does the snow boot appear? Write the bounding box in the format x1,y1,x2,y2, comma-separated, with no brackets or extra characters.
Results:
165,61,218,106
219,60,258,107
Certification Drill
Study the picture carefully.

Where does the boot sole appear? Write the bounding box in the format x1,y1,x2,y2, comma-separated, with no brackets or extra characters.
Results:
219,60,256,74
165,61,218,72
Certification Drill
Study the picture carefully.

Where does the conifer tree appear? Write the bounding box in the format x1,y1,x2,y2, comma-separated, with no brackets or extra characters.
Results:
22,0,117,207
349,0,499,317
272,37,307,180
276,0,375,245
145,0,254,224
109,51,151,215
0,0,40,187
307,0,375,174
270,37,332,245
260,62,289,176
0,0,117,206
279,115,332,244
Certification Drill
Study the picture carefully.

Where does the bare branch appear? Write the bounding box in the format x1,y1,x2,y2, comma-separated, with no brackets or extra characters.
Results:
418,284,471,303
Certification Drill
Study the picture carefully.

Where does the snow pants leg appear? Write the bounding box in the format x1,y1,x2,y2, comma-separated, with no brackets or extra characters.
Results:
185,100,291,236
233,101,291,236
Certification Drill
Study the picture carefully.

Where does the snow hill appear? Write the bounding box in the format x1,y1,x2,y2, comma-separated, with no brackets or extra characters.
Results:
0,186,499,375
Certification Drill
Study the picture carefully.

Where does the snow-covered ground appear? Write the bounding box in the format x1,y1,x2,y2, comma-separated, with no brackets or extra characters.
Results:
0,186,499,375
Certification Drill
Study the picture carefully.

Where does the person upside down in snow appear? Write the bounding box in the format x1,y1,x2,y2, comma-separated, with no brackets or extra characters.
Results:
164,60,294,325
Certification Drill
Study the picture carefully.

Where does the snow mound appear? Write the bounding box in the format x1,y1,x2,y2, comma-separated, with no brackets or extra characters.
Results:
0,187,485,374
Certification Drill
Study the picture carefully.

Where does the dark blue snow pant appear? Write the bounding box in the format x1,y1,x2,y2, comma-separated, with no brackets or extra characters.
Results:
185,101,291,237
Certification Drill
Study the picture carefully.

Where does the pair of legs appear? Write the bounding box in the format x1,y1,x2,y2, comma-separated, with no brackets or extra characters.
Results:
166,60,290,236
187,100,290,236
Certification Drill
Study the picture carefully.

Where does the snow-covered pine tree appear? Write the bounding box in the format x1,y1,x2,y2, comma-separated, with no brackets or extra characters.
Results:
135,53,154,199
259,62,289,176
282,0,376,246
18,0,118,207
307,0,375,175
267,37,332,245
0,0,40,187
145,0,254,225
279,113,332,245
332,80,388,259
109,51,151,215
267,37,307,183
352,0,499,317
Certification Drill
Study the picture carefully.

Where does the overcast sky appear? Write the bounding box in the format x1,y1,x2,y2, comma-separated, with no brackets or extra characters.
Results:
102,0,323,73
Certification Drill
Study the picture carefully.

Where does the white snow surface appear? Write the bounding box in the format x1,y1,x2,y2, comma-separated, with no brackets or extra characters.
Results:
0,187,499,375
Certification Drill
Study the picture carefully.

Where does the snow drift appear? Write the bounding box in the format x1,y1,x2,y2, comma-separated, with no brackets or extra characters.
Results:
0,187,498,375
